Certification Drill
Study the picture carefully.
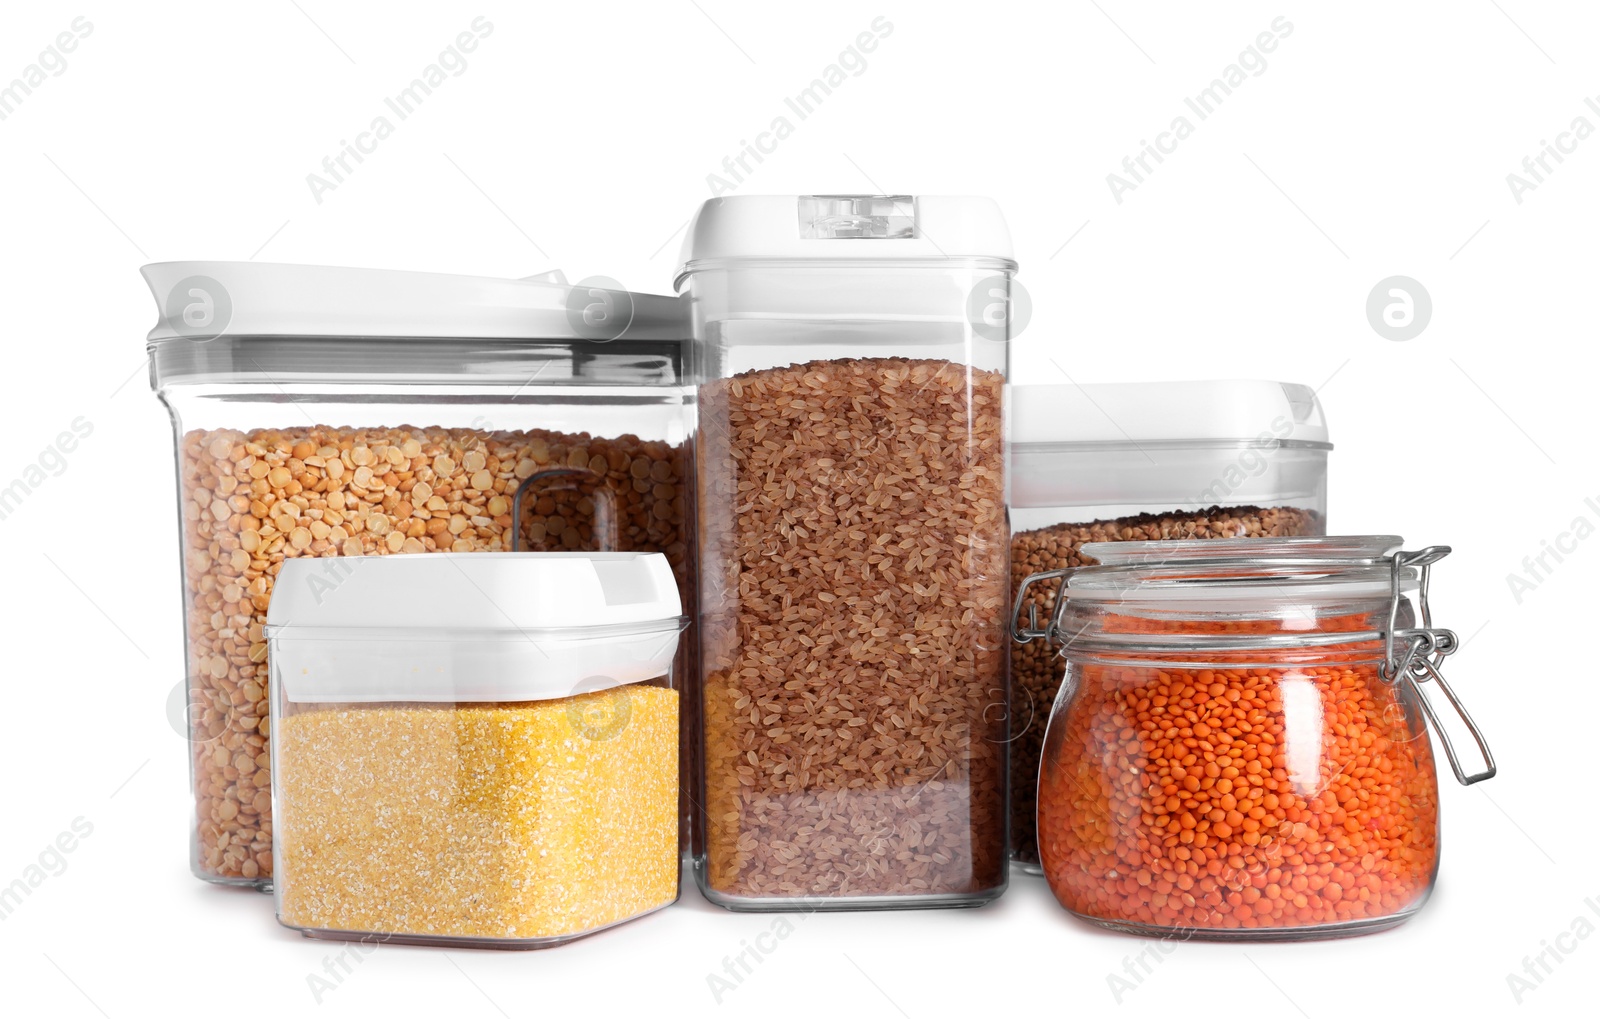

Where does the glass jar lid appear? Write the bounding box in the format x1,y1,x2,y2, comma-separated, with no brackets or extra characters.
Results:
1039,536,1413,639
1080,533,1384,566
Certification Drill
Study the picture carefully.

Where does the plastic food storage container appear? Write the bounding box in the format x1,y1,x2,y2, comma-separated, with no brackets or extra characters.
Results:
144,262,692,888
1008,380,1330,869
678,195,1016,909
267,552,687,948
1014,536,1495,940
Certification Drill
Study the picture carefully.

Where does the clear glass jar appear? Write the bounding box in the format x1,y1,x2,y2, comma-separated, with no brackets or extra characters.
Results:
678,196,1016,909
144,262,692,888
1016,536,1494,940
267,552,687,948
1008,381,1331,871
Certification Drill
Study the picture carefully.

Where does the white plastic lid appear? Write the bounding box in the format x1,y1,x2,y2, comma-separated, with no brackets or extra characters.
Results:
675,195,1015,286
265,552,685,703
1011,381,1330,447
142,262,683,341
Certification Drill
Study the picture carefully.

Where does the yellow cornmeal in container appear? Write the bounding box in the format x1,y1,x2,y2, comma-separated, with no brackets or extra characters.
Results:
276,686,679,940
266,551,688,948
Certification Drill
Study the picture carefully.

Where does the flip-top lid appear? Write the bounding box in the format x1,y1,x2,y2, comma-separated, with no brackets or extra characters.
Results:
1012,380,1330,447
1009,381,1331,511
675,195,1015,288
143,262,683,342
265,552,685,703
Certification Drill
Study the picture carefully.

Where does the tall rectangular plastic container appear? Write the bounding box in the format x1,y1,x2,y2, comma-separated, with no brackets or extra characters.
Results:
678,196,1017,909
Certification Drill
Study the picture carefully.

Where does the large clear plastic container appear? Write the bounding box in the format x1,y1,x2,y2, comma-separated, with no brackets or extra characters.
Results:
267,552,687,948
1008,381,1331,870
677,195,1017,910
144,263,692,888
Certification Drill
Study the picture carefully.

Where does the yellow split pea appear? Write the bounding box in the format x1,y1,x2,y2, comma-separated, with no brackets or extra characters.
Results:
276,685,679,942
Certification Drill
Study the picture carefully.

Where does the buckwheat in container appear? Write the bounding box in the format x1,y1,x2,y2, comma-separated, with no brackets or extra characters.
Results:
144,262,692,888
267,552,687,948
1008,380,1330,869
679,195,1015,909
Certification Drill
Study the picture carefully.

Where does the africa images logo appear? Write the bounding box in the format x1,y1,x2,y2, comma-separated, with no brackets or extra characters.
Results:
566,675,633,742
165,275,233,342
1365,276,1431,342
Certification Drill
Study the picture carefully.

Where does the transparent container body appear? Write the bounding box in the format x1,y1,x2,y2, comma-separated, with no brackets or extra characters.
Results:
156,340,692,889
269,646,681,949
1009,438,1329,872
1016,535,1492,941
685,263,1013,910
1037,619,1439,940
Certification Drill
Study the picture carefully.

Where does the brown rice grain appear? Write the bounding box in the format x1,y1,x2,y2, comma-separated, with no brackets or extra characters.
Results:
697,357,1008,901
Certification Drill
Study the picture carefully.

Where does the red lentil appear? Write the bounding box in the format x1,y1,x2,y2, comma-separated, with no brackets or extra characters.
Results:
1037,613,1439,934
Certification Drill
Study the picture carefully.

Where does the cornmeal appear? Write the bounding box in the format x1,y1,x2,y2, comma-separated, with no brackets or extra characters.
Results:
276,685,678,941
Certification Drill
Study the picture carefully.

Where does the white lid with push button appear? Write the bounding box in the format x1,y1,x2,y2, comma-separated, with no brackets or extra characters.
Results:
265,552,685,703
142,263,684,342
675,194,1016,287
1009,380,1332,513
1011,380,1330,447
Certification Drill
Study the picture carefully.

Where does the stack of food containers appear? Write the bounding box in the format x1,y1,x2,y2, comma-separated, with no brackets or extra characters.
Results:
678,195,1016,908
1007,380,1331,868
144,263,692,888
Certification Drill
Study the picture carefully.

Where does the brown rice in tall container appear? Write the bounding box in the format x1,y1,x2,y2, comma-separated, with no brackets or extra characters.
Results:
678,195,1017,909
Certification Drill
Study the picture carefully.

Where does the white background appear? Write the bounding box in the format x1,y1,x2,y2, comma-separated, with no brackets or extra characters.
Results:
0,1,1594,1016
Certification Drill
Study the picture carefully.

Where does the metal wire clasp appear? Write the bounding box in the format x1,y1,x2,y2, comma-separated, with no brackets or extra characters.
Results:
1381,546,1497,786
1011,567,1073,645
